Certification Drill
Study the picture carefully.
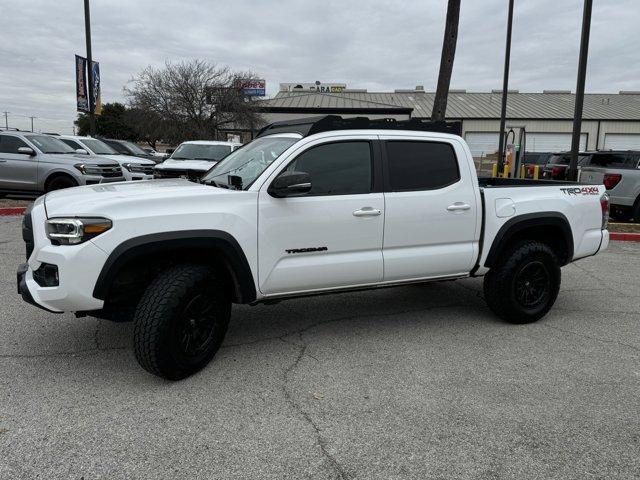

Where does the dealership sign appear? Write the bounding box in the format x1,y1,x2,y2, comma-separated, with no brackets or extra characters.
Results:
280,82,347,93
241,79,266,97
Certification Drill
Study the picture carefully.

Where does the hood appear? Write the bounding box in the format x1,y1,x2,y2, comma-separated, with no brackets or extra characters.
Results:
156,159,216,172
41,153,120,166
43,178,233,217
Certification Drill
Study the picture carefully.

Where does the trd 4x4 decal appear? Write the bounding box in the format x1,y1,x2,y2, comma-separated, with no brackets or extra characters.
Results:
560,186,600,196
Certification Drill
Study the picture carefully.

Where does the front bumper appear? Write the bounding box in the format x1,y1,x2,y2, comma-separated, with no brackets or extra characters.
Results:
16,201,107,313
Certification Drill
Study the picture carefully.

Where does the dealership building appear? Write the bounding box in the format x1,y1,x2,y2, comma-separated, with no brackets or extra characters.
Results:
257,85,640,156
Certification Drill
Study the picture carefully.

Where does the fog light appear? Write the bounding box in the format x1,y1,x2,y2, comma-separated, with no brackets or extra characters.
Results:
32,263,59,287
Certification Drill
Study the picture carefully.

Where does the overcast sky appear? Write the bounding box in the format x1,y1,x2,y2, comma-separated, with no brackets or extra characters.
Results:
0,0,638,134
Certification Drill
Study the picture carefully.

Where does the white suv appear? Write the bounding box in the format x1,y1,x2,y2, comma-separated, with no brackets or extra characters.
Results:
154,140,242,179
58,135,155,181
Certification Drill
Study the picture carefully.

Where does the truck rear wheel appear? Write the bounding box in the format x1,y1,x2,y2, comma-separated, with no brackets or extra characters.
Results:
483,241,560,324
133,264,231,380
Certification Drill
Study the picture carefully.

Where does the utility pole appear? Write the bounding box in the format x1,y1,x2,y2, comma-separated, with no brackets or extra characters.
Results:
84,0,96,136
497,0,515,173
2,111,8,129
567,0,593,181
431,0,461,122
29,116,36,132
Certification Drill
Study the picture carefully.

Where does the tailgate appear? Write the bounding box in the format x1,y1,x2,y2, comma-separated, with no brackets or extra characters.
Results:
578,167,605,185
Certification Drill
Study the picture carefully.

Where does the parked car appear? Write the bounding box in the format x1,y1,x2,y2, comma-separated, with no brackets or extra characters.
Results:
579,151,640,221
17,116,609,380
58,135,155,181
100,138,160,163
521,152,553,177
142,147,169,159
542,152,590,180
0,131,123,195
154,140,242,179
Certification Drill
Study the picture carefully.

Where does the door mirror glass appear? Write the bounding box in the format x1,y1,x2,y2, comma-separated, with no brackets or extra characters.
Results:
269,171,312,198
17,146,35,156
75,148,89,155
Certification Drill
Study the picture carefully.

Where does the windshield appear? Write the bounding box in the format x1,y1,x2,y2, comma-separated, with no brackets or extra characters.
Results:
202,136,298,189
28,135,76,154
81,138,118,155
122,141,149,156
171,143,233,161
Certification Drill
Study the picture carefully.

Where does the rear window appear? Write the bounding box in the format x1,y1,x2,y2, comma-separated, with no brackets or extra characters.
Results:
386,141,460,191
588,153,632,169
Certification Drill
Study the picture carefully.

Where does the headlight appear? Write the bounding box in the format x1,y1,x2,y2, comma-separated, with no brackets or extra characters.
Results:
46,217,112,245
74,163,104,175
122,163,147,173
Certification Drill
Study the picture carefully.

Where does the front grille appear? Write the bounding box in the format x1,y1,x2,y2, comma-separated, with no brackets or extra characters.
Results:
155,169,202,181
22,204,34,260
136,165,155,175
99,165,123,177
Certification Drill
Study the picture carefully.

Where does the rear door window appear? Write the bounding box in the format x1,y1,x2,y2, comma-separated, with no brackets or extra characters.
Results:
385,141,460,191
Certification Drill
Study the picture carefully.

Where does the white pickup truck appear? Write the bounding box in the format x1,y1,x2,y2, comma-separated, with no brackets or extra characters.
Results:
17,116,610,380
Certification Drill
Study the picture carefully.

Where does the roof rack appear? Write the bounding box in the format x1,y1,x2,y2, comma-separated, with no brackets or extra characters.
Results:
256,115,462,138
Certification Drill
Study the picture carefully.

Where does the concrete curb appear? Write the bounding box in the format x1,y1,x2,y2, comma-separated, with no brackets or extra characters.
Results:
0,207,26,216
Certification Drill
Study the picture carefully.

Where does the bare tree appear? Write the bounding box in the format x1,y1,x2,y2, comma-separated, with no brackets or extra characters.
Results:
124,60,264,143
431,0,461,122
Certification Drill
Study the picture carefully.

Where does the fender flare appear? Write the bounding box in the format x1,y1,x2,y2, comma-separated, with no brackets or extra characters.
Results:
92,230,256,303
484,212,574,268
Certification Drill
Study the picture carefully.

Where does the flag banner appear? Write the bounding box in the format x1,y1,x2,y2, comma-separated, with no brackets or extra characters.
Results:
75,55,89,112
91,61,102,116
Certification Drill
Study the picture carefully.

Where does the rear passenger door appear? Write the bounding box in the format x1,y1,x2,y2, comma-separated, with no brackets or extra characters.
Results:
381,137,478,281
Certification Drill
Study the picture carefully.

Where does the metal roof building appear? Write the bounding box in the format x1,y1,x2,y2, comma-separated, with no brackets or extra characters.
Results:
258,88,640,156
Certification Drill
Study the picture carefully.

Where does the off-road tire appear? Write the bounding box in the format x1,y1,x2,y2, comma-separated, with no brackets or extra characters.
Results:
483,241,561,324
133,264,231,380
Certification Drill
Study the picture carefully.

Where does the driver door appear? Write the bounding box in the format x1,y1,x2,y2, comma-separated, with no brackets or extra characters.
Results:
257,137,384,295
0,135,37,191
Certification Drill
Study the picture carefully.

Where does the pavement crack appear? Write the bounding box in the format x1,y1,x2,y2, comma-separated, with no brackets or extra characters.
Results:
0,345,129,360
280,333,351,480
541,323,640,355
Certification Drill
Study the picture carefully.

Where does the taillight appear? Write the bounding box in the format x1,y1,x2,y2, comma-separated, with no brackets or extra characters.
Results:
603,173,622,190
552,166,563,177
600,193,610,229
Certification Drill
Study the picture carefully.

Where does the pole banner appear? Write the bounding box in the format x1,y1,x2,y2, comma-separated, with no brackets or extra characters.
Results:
75,55,89,112
91,61,102,116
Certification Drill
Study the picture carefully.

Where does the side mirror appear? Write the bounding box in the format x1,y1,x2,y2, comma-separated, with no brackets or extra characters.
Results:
75,148,89,155
17,146,35,156
268,171,312,198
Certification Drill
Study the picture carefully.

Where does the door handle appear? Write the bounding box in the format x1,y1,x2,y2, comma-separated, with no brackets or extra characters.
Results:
447,202,471,212
0,159,7,163
353,207,381,217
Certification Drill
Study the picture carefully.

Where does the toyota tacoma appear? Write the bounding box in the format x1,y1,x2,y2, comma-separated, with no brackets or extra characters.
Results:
17,116,610,380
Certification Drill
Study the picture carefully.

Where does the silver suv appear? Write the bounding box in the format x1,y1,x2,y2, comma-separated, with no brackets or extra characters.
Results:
0,131,124,195
579,151,640,221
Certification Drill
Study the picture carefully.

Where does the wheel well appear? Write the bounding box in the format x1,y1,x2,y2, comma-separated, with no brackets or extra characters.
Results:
93,232,256,314
485,214,573,268
45,172,77,191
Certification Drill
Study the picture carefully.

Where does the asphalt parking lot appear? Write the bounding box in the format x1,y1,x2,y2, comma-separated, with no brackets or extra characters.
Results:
1,215,639,480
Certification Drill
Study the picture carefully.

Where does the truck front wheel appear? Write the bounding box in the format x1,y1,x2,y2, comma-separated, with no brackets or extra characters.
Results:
483,241,561,324
133,264,231,380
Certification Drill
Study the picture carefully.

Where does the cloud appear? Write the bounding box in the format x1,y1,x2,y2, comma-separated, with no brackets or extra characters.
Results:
0,0,638,134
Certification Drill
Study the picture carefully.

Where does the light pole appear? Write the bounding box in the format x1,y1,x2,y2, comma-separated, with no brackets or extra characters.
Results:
84,0,96,136
29,116,36,132
2,111,8,129
497,0,514,173
567,0,593,181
